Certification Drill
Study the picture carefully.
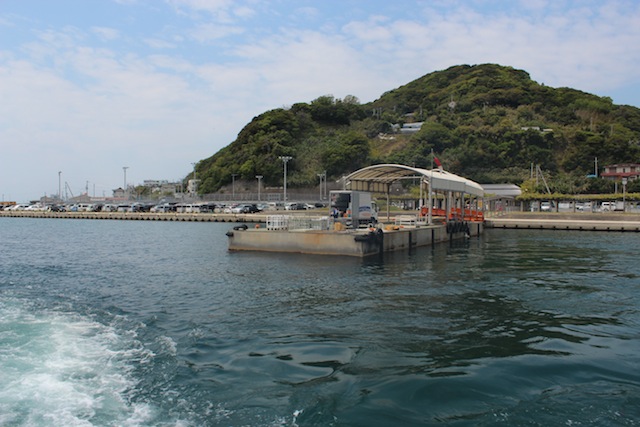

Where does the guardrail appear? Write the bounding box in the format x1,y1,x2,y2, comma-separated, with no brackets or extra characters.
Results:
266,215,331,231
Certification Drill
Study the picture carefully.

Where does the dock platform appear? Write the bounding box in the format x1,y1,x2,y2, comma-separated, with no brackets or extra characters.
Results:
227,219,483,257
484,213,640,232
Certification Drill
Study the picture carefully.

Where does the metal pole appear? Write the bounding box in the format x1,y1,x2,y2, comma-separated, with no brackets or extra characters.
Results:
256,175,263,201
123,166,129,200
427,175,433,225
623,178,627,212
232,174,238,199
323,170,327,200
279,156,292,202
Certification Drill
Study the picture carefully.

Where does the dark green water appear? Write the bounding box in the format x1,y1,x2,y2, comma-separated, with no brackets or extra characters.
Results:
1,217,639,426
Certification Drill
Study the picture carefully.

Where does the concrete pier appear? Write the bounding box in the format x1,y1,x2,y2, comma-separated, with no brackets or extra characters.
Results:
484,213,640,232
227,221,483,257
0,210,266,223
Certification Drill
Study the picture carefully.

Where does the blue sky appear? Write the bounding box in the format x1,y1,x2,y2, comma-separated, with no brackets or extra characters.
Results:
2,0,640,202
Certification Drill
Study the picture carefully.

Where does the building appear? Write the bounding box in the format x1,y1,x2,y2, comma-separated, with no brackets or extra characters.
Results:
112,187,126,199
187,179,200,195
482,183,522,212
600,163,640,181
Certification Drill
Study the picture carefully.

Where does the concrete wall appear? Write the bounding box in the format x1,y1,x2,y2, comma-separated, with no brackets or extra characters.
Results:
227,222,483,257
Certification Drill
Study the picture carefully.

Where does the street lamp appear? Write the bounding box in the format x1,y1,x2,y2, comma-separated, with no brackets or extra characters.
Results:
232,174,238,199
317,171,326,201
279,156,292,202
622,177,627,212
123,166,129,200
323,170,327,200
256,175,263,201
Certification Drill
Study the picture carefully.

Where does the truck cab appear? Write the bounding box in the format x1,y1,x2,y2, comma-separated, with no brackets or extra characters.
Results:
329,190,378,227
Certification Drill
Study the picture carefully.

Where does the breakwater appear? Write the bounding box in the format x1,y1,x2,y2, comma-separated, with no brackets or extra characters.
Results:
0,210,265,222
5,210,640,232
484,212,640,232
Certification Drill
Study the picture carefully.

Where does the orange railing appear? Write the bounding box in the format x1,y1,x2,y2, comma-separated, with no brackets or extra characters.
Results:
420,207,484,222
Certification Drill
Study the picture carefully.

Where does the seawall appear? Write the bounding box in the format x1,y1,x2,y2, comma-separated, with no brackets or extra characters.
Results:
484,212,640,232
0,210,266,223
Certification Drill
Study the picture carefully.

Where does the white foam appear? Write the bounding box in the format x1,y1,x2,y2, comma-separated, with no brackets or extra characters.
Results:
0,299,155,426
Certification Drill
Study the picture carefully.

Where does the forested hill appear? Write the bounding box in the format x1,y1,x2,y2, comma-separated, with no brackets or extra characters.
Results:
193,63,640,195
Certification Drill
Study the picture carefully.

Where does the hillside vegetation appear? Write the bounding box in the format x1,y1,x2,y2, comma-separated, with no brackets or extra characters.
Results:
193,64,640,195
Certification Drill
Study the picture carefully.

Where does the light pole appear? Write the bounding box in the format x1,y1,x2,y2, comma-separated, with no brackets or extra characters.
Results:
317,171,326,201
232,174,238,200
622,177,627,212
191,162,197,180
58,171,62,202
123,166,129,200
256,175,263,201
323,170,327,200
279,156,292,202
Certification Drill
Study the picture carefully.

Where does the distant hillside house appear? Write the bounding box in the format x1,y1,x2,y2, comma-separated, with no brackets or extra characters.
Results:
600,163,640,181
390,122,424,134
400,122,423,134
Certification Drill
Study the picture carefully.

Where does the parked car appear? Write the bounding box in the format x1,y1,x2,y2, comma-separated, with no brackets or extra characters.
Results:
285,202,306,210
267,202,284,211
25,204,45,211
198,202,217,213
600,201,614,211
11,203,31,211
232,203,261,214
47,204,65,212
151,203,176,213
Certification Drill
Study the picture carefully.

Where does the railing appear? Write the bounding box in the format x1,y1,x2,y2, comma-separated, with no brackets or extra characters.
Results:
418,208,484,222
266,215,331,231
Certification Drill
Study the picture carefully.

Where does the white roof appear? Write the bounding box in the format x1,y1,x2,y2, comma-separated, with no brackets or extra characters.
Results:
344,164,485,197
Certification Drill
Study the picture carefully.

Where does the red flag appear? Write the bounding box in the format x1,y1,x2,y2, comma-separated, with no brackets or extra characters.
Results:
434,156,442,169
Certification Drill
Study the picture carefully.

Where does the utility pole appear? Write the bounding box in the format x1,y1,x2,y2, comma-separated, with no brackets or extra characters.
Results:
279,156,292,202
256,175,263,201
232,174,238,199
317,171,326,201
123,166,129,200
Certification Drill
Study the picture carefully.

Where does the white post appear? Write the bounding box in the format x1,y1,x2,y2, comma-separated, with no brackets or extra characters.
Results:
279,156,292,202
256,175,263,201
427,177,433,225
232,174,238,199
123,166,129,200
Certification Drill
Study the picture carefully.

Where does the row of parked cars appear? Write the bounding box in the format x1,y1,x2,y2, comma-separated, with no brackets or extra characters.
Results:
1,201,326,214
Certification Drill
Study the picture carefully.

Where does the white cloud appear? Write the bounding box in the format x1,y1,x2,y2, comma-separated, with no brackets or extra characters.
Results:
188,23,244,42
92,26,120,41
144,37,177,49
166,0,236,21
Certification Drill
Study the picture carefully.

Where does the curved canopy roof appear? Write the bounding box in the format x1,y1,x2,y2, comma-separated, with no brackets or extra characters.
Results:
343,164,484,197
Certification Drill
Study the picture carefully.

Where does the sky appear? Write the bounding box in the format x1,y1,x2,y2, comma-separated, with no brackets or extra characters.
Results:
2,0,640,202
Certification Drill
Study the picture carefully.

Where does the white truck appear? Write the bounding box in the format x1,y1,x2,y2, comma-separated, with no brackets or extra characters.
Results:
329,190,378,226
600,201,625,211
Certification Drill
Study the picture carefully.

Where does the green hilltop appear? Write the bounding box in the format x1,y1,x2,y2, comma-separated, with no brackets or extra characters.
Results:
193,63,640,195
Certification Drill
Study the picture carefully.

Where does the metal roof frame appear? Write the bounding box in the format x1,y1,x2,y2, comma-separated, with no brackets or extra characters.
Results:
344,164,485,197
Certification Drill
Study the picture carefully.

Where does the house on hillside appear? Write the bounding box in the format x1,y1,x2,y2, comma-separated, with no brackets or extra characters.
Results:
600,163,640,181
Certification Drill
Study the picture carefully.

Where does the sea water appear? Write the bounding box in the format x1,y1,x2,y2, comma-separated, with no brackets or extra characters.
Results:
1,217,639,426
